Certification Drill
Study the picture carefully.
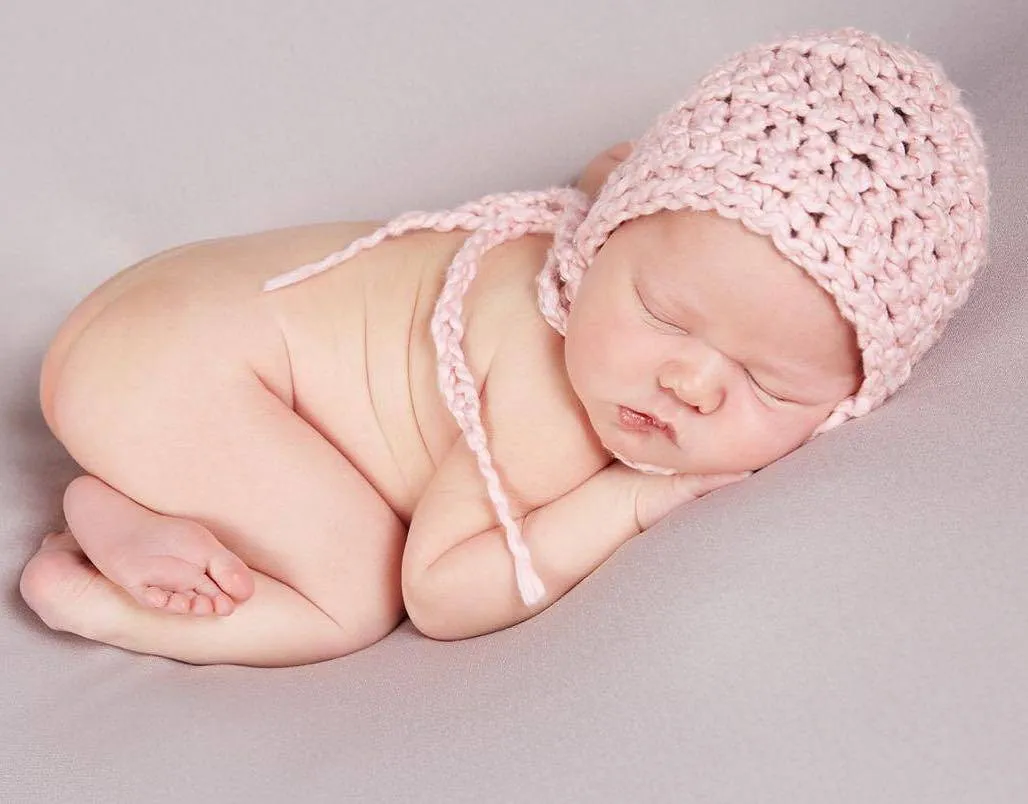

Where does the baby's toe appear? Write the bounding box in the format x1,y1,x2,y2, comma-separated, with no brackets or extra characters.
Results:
194,577,222,599
189,595,214,616
207,553,255,602
213,594,235,616
141,586,170,608
164,591,194,615
124,555,206,598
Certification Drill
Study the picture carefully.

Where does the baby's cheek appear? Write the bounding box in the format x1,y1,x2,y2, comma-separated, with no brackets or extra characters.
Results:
567,303,613,354
749,407,823,465
712,393,782,460
563,325,597,392
594,321,646,375
566,289,645,387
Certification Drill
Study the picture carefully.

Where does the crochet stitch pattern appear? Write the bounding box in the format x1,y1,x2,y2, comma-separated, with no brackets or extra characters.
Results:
263,28,990,607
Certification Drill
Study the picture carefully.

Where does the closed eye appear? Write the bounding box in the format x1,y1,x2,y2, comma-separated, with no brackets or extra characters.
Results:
635,282,796,404
634,284,685,332
745,370,793,404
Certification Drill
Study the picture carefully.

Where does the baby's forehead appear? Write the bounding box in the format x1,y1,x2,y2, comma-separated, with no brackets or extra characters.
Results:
621,209,809,294
616,211,856,353
616,208,766,260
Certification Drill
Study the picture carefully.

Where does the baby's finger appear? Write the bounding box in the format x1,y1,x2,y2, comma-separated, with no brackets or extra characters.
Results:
682,471,752,499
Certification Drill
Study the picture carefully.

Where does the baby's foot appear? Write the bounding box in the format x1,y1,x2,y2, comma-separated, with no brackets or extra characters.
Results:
21,531,114,638
101,517,253,615
63,475,255,616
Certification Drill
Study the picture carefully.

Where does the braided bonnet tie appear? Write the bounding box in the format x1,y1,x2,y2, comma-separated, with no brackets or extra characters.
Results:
263,187,593,607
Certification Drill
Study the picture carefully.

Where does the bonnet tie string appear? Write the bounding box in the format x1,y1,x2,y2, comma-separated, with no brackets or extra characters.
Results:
263,186,590,606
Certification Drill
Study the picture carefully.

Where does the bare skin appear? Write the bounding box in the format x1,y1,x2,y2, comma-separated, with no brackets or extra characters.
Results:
62,473,252,616
22,222,510,665
19,144,862,666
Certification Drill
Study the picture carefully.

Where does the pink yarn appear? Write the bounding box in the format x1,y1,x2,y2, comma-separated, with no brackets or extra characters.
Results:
263,28,990,607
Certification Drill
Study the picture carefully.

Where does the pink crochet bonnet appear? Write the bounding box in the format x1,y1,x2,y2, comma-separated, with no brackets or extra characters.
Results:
263,27,990,606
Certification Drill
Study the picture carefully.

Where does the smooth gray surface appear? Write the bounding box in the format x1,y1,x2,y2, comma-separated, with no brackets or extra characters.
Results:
2,2,1026,802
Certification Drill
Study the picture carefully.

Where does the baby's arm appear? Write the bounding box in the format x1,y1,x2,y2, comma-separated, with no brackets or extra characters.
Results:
405,451,741,641
404,444,632,641
402,327,746,641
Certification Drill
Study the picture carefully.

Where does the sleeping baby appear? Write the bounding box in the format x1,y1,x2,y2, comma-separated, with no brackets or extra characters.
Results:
20,28,989,666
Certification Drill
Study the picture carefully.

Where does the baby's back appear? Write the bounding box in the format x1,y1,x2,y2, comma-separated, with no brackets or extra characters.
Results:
259,222,564,521
43,221,577,524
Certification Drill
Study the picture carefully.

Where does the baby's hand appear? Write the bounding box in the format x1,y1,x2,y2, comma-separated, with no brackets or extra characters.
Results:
627,466,752,532
574,141,634,198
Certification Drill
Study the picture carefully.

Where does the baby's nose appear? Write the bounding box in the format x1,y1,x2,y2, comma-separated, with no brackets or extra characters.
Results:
657,354,727,415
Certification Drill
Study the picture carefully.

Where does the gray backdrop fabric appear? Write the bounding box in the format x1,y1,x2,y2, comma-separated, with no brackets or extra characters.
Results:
2,2,1026,802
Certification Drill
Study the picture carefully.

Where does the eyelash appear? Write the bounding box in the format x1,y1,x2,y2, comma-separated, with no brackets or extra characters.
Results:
745,370,789,404
635,286,684,332
635,285,789,404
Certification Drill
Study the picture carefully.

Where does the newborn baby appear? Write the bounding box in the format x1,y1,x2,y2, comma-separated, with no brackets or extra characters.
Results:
20,28,989,667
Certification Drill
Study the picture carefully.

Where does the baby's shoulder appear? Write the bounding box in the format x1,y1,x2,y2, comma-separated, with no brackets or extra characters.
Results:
467,236,612,512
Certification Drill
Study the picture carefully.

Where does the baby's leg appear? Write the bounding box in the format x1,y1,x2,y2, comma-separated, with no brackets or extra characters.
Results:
62,473,253,616
22,530,382,667
22,324,406,666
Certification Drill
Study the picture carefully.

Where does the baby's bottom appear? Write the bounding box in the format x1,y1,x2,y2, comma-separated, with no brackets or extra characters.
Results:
20,307,406,667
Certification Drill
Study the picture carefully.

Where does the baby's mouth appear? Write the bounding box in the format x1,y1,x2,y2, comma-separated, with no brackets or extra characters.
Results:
618,406,677,442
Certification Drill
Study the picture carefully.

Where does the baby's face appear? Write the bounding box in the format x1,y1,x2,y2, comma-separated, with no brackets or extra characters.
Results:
564,209,863,474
